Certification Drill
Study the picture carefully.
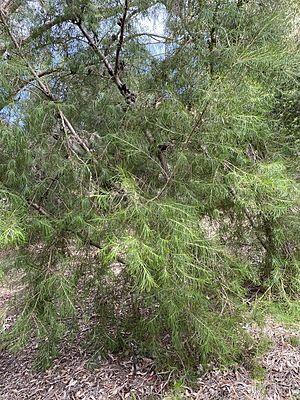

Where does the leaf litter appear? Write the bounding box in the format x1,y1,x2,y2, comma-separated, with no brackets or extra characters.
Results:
0,286,299,399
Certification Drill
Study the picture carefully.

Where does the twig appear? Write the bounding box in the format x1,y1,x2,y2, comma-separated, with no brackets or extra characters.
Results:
39,173,60,204
0,0,21,15
31,202,49,216
59,111,91,154
126,32,173,42
183,101,209,146
208,0,221,77
0,69,61,114
0,13,55,99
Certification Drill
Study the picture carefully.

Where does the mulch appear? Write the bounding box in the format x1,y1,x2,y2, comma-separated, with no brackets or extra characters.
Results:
0,346,168,399
0,287,299,399
193,319,300,400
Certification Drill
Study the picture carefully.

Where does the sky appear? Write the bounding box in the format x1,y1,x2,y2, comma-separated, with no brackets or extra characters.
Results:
0,2,169,125
136,4,167,37
134,3,168,57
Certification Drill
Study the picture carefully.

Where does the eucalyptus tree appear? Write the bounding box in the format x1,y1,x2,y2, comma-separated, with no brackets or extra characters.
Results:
0,0,299,369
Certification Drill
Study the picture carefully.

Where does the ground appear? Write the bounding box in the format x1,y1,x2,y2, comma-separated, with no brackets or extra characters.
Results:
0,284,299,399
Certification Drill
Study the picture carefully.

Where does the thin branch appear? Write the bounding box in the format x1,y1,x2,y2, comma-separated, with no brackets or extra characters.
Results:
227,187,268,251
244,209,268,251
208,0,221,77
0,12,71,57
114,0,129,75
59,111,91,154
39,174,60,204
0,0,21,15
183,101,209,146
9,69,60,101
30,202,49,216
0,11,54,99
126,32,173,42
237,0,249,7
28,15,71,41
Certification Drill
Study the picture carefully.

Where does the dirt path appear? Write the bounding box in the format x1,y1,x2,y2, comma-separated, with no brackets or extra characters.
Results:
0,286,299,399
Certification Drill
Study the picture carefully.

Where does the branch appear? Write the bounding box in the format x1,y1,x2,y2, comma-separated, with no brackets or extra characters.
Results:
145,130,170,181
208,0,221,77
59,111,91,154
39,173,60,204
2,69,60,109
0,11,91,154
148,102,210,201
28,15,71,42
126,32,173,42
114,0,129,75
76,20,136,105
237,0,249,7
0,14,70,56
183,101,209,146
0,11,55,99
30,202,49,217
244,209,268,251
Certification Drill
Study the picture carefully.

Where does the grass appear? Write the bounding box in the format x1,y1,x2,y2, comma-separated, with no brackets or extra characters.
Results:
251,298,300,327
288,335,300,348
252,364,267,382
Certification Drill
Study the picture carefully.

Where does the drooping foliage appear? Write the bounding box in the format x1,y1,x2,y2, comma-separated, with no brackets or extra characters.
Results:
0,0,299,369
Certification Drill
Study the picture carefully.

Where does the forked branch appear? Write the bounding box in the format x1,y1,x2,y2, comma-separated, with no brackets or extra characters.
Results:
76,19,136,105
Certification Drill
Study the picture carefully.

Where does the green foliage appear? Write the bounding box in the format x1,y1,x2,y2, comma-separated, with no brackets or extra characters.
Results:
0,0,299,372
253,299,300,326
0,189,26,248
252,364,267,382
163,379,185,400
289,335,300,348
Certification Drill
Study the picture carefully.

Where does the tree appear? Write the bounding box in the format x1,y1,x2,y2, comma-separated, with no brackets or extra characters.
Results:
0,0,299,370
